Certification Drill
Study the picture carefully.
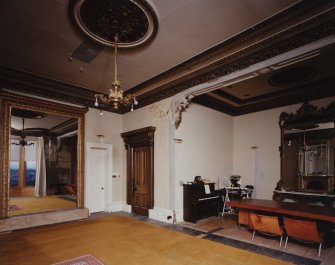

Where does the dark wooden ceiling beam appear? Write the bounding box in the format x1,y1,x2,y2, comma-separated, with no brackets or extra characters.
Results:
0,65,94,107
195,78,335,116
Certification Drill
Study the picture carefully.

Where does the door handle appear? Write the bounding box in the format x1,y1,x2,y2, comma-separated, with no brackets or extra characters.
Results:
101,187,104,190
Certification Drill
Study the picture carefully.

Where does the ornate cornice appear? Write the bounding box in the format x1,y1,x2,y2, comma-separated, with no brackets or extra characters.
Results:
134,8,335,110
0,1,334,115
50,118,78,137
194,78,335,116
0,90,88,116
128,1,334,94
0,66,95,106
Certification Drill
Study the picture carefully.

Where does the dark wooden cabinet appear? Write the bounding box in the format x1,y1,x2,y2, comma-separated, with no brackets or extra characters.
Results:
183,183,220,223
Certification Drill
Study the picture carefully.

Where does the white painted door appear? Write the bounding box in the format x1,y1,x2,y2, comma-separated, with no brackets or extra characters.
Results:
88,148,107,213
86,143,113,214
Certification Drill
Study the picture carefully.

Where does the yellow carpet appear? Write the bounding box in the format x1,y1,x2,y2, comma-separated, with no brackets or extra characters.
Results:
0,215,291,265
9,196,76,216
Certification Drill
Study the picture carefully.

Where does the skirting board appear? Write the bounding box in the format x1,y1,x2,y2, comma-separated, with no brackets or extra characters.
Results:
0,208,89,232
110,201,129,212
149,207,183,223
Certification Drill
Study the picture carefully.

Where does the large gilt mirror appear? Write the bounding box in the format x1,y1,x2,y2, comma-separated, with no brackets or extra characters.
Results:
0,91,87,219
278,102,335,194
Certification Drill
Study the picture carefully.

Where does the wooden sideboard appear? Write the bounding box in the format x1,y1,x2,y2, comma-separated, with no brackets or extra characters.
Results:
273,190,335,207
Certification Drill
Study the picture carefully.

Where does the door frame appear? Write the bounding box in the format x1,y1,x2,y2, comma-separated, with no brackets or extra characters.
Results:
121,127,155,215
85,142,113,213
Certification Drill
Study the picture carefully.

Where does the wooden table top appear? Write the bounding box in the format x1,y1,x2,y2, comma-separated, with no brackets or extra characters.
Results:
226,199,335,222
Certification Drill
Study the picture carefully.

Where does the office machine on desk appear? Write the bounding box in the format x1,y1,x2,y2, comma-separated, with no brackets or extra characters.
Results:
183,182,220,223
225,175,254,200
225,186,253,200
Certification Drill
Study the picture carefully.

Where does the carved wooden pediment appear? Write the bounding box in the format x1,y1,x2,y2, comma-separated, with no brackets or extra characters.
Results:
279,102,335,129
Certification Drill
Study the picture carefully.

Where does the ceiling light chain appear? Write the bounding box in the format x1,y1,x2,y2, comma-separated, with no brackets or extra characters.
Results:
114,34,119,84
94,35,138,111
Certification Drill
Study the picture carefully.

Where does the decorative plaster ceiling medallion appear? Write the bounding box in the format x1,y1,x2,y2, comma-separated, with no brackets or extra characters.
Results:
269,67,316,86
69,0,158,48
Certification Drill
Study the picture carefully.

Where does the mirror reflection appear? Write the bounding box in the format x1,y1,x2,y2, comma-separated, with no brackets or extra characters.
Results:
9,108,78,216
282,120,335,194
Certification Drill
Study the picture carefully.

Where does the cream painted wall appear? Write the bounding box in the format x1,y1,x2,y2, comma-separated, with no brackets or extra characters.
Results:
174,104,234,216
122,98,233,221
85,96,334,221
85,108,123,202
233,97,335,200
123,98,173,211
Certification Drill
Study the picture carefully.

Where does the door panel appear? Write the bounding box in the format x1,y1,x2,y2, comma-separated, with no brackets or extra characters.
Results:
87,148,106,213
133,146,151,215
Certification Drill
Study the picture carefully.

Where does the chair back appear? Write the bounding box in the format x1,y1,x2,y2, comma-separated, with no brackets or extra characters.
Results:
250,214,282,235
283,217,320,243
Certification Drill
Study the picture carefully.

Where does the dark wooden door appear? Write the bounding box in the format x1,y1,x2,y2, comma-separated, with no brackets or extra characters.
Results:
133,146,151,215
121,127,155,217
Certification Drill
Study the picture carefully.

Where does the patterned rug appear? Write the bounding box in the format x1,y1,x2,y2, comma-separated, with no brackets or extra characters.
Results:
52,254,104,265
9,205,22,211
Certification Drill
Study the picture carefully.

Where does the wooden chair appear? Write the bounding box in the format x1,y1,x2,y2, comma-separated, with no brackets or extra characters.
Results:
249,213,283,247
283,217,323,257
238,209,249,228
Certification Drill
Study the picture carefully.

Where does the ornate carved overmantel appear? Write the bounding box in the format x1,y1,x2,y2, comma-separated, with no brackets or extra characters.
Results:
275,101,335,204
279,102,335,129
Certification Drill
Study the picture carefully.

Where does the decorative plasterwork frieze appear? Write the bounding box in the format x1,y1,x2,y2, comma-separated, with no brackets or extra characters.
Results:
128,0,332,95
0,66,95,106
0,1,334,115
135,10,335,110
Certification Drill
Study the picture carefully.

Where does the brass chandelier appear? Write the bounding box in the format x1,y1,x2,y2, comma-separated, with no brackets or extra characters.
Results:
94,35,138,111
12,118,34,147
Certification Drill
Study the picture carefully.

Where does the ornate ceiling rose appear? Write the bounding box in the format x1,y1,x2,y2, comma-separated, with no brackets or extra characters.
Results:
69,0,158,48
269,67,316,86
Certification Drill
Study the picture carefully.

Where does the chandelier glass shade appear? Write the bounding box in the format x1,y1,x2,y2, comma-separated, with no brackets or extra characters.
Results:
94,35,138,111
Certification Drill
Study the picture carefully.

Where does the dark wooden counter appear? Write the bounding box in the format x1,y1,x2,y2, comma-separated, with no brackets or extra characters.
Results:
273,190,335,207
226,199,335,222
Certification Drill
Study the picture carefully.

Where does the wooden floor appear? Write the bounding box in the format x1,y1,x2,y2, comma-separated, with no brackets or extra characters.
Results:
180,214,328,261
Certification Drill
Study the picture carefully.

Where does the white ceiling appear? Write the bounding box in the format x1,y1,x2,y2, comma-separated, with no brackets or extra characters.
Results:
0,0,333,116
0,0,298,96
11,114,71,130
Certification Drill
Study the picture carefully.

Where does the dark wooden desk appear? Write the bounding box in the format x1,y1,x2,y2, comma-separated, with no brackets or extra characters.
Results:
226,199,335,222
227,198,335,247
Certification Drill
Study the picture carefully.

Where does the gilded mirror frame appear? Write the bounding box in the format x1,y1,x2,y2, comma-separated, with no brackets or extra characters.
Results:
277,101,335,191
0,91,87,219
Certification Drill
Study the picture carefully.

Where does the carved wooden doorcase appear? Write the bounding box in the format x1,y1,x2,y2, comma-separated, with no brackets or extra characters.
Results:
121,126,155,216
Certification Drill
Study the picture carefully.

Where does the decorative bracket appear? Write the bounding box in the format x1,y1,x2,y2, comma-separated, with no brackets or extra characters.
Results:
172,94,194,129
